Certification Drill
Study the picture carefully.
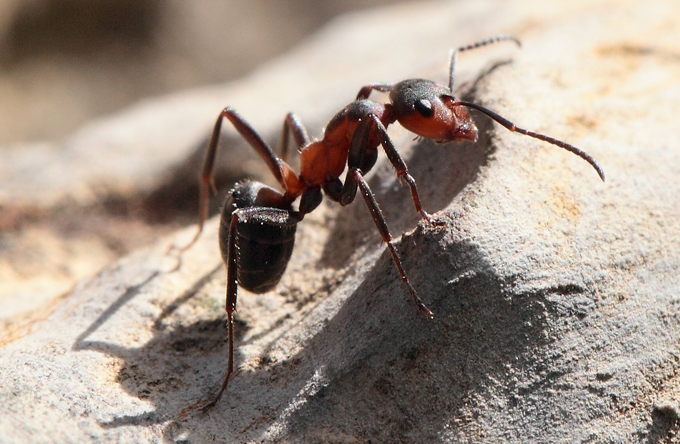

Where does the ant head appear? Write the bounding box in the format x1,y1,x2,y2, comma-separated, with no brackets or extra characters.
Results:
389,79,478,143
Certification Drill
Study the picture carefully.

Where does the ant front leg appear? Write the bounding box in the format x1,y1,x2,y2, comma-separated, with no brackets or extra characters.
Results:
365,114,438,225
182,108,302,251
349,168,434,319
340,115,435,225
338,118,433,318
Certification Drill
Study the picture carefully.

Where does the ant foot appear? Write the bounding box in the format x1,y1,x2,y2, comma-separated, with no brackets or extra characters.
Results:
417,301,435,319
199,399,218,415
421,211,446,227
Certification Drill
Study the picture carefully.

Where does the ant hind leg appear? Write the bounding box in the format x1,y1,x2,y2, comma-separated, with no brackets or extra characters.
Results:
200,211,239,412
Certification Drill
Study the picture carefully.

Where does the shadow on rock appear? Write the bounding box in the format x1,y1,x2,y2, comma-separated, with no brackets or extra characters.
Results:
271,232,560,442
71,265,249,429
69,226,570,442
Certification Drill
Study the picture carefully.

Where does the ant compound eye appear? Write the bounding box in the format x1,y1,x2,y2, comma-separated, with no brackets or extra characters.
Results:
414,99,434,118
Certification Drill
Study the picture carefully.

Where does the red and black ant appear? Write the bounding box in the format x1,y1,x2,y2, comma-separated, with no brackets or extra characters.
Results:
181,35,604,411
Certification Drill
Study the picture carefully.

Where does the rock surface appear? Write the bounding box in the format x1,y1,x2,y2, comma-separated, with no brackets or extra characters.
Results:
2,0,680,442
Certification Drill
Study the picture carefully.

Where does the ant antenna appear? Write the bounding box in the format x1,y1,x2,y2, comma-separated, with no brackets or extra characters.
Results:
458,100,605,181
449,35,522,93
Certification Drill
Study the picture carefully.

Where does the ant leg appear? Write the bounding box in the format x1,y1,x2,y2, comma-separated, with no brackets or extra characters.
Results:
457,100,605,181
365,114,436,225
356,83,394,100
350,168,434,319
279,112,310,162
298,186,323,217
337,123,432,316
335,115,371,206
337,115,432,225
182,108,301,251
338,115,434,223
201,211,239,412
448,35,521,93
322,178,344,203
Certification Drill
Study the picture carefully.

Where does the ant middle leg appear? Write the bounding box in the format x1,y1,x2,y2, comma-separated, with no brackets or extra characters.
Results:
182,108,302,250
278,112,310,163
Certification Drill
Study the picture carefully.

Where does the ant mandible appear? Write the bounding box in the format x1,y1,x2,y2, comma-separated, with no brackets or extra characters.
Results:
183,35,604,411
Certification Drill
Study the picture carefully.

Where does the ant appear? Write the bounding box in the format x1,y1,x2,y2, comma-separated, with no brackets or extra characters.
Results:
181,35,604,411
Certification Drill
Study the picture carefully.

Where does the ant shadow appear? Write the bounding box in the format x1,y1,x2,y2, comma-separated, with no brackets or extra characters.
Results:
275,246,567,442
71,264,228,427
645,408,679,444
72,233,566,442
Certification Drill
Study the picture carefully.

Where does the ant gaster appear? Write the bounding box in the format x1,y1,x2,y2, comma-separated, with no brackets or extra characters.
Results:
182,36,604,411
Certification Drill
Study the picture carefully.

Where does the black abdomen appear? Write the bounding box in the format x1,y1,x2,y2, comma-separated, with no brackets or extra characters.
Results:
219,184,297,294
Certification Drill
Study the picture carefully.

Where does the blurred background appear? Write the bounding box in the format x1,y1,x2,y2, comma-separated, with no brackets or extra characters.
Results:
0,0,408,146
0,0,416,335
